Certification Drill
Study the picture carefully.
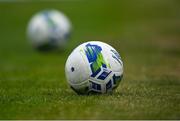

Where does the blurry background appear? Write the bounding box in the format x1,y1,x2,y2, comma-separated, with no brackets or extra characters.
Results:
0,0,179,119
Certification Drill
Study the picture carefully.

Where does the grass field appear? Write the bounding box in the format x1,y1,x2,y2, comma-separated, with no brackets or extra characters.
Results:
0,0,180,119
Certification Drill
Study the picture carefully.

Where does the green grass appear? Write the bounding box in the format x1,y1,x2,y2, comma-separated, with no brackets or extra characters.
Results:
0,0,180,119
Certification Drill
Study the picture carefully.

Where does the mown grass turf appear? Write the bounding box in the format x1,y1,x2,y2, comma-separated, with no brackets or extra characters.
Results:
0,0,180,119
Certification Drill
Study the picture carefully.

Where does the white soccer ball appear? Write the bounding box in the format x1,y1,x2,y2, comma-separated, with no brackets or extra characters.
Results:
65,41,123,94
27,9,71,51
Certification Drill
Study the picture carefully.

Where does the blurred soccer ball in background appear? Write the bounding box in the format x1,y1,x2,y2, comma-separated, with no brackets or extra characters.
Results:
27,9,71,51
65,41,123,94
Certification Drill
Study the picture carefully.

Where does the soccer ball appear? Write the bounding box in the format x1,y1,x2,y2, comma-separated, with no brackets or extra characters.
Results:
27,9,71,51
65,41,123,94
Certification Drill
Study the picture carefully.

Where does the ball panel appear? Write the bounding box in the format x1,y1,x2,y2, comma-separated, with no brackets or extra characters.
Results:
65,46,91,85
27,14,49,47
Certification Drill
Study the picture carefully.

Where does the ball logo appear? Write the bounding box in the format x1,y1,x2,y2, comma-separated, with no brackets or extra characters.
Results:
84,43,123,92
85,43,111,80
111,49,122,65
43,11,59,42
85,43,107,77
43,11,57,29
